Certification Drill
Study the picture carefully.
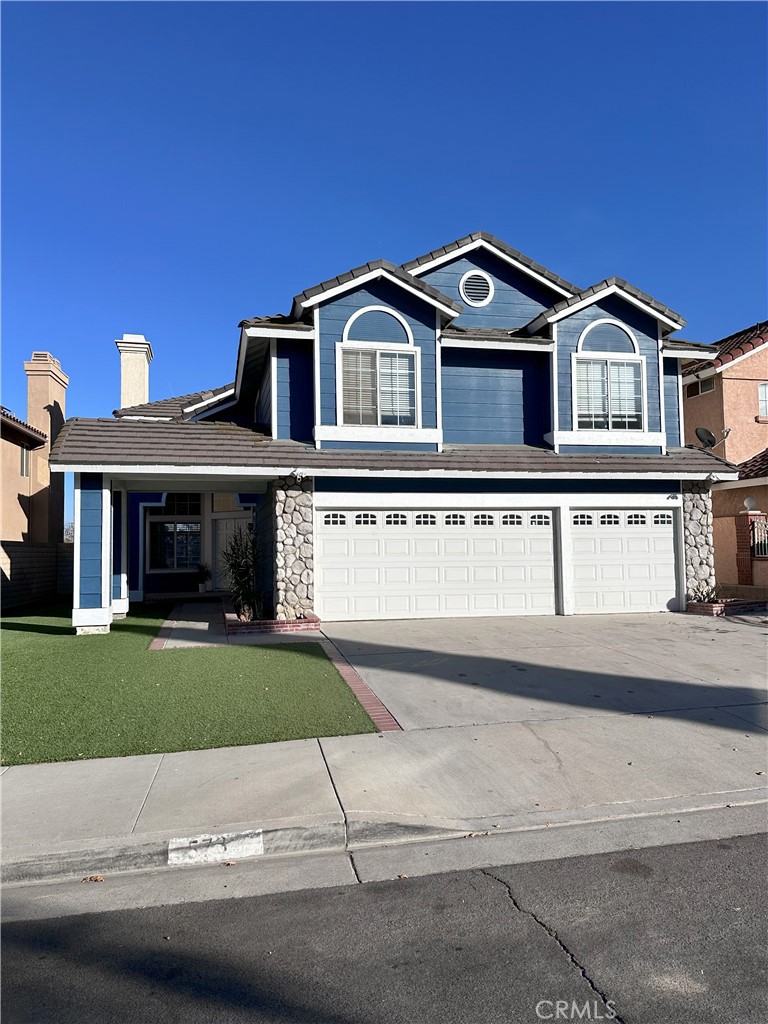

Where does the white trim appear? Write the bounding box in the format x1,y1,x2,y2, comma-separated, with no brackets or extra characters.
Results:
299,268,459,318
334,341,422,430
270,339,278,439
435,310,443,450
662,348,715,360
673,505,687,607
407,238,574,299
556,506,573,615
681,346,763,383
714,476,768,491
570,351,648,434
550,323,559,451
234,327,249,397
73,473,81,609
313,308,321,446
547,430,666,448
577,318,638,354
244,326,315,340
101,480,112,609
441,338,554,353
183,388,236,414
315,426,442,443
118,488,129,605
342,305,414,345
459,269,494,307
657,322,666,451
678,364,686,444
118,415,174,422
314,492,683,510
53,463,738,481
531,284,684,332
190,397,238,422
73,607,112,628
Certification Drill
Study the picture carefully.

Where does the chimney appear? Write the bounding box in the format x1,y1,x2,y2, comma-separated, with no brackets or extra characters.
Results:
115,334,153,408
23,351,69,544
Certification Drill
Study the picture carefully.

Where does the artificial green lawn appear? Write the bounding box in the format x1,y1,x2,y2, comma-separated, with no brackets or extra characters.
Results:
1,605,376,765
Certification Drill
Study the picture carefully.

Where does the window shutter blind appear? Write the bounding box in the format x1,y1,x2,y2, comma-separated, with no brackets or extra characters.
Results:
609,361,642,429
379,352,416,426
342,350,378,424
576,360,608,429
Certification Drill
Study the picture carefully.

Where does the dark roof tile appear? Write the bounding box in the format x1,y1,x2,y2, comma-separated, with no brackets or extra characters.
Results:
739,448,768,481
114,383,235,420
526,276,686,332
683,320,768,376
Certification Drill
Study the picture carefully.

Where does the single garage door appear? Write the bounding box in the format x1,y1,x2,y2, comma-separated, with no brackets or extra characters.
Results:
570,508,678,613
315,507,556,621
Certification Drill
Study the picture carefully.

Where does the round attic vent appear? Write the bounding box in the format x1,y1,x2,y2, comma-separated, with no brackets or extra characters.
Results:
459,270,494,307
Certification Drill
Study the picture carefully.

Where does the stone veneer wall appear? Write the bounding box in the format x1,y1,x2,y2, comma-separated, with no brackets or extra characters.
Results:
682,480,716,598
273,476,314,620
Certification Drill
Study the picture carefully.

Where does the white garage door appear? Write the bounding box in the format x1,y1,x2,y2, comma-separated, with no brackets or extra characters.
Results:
571,509,678,613
315,507,556,621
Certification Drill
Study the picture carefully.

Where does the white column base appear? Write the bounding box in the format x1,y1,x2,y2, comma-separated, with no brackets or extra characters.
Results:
113,598,129,615
76,624,111,635
72,607,112,632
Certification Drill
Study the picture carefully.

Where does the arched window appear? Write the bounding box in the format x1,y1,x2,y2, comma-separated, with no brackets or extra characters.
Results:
578,320,637,354
344,308,411,344
341,307,418,427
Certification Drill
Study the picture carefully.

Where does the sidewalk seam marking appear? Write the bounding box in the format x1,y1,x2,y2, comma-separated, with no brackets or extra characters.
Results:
481,868,627,1024
130,754,165,835
317,738,350,855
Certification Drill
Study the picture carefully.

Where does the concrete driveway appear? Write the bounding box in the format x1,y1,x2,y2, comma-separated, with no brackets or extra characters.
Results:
323,613,768,731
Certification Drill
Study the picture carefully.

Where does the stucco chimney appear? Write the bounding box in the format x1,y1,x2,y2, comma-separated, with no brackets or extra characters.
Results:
115,334,153,409
23,351,69,543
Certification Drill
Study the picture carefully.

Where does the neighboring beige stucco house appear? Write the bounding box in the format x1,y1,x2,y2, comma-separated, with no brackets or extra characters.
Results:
682,322,768,588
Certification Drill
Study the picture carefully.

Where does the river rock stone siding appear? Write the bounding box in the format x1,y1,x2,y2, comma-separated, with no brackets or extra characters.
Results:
273,476,314,621
682,481,716,598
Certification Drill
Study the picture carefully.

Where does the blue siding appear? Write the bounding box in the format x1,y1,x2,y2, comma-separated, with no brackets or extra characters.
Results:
276,340,313,442
418,250,565,330
663,358,681,447
315,477,679,495
79,474,103,609
112,491,122,600
318,279,437,430
556,296,662,435
256,358,271,431
441,349,550,445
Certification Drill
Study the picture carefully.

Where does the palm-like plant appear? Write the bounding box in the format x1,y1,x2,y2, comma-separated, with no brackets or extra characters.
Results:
221,526,262,620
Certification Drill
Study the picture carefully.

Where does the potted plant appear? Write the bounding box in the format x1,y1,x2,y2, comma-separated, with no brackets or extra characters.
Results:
195,563,212,593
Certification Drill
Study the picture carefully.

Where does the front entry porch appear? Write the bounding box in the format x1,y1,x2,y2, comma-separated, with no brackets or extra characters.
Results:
71,472,315,634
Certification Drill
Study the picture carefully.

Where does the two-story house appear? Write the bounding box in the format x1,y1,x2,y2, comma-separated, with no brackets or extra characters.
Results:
50,231,737,634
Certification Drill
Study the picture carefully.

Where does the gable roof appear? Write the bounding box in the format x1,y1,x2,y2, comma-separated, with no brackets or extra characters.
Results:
0,407,47,446
683,320,768,377
739,447,768,481
402,230,579,298
290,259,462,320
237,313,313,331
525,277,686,334
114,383,235,421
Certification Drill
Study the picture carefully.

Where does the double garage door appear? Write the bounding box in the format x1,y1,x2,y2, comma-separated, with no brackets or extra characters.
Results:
315,505,678,621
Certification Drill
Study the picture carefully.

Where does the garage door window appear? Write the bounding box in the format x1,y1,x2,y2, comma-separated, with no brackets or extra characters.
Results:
502,513,523,526
415,513,437,526
355,513,378,526
445,513,466,526
653,513,673,526
530,514,551,526
600,513,621,526
627,513,647,526
324,513,346,526
572,513,594,526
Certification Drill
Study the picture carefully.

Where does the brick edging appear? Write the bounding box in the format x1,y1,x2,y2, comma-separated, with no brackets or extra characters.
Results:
317,636,402,733
687,599,768,617
149,602,186,650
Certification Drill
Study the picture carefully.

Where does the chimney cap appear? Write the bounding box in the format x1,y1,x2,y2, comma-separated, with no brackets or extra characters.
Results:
115,334,154,362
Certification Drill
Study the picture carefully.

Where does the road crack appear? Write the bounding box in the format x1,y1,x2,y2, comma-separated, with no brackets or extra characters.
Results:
481,868,626,1024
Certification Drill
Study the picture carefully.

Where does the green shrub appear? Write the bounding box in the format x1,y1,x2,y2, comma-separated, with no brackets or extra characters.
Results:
221,526,262,620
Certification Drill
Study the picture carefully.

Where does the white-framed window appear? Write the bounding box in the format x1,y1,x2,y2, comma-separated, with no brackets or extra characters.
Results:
530,514,551,527
341,347,418,427
501,513,523,527
758,382,768,417
323,513,346,526
627,513,647,526
459,270,494,307
385,513,407,526
147,494,202,572
572,513,594,526
600,513,621,526
653,513,673,526
686,377,715,399
473,513,494,526
415,513,436,526
19,447,30,478
355,512,377,526
575,357,644,431
445,513,466,526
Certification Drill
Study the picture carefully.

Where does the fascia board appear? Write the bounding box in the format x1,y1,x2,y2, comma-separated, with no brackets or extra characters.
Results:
530,285,684,333
299,269,459,318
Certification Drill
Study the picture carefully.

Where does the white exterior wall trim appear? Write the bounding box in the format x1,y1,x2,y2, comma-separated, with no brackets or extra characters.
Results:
299,268,458,319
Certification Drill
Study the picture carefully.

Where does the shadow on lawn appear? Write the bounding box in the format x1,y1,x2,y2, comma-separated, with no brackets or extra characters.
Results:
0,604,173,640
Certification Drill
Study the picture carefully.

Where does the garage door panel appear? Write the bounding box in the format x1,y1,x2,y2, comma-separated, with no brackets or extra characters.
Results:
316,505,556,621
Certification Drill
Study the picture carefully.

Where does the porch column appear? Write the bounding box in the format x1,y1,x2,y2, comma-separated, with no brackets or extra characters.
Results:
682,481,716,600
73,472,113,634
112,489,129,617
735,511,765,586
273,475,314,621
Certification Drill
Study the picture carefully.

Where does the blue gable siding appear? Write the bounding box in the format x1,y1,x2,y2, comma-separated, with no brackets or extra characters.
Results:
441,349,550,445
256,357,271,431
318,279,437,429
663,358,681,447
418,250,565,331
556,296,662,434
276,340,313,442
79,473,103,609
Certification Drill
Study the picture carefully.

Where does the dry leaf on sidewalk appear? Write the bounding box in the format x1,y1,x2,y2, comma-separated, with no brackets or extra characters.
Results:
81,875,104,883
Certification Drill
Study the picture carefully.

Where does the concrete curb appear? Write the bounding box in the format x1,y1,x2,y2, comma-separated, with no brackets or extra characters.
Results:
4,789,765,885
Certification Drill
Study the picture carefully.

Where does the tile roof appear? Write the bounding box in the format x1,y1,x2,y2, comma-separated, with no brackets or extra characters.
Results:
739,447,768,481
113,383,235,420
50,418,737,478
289,259,463,320
238,314,313,331
441,326,553,345
661,339,715,356
0,407,47,445
402,231,580,296
526,277,685,333
683,320,768,376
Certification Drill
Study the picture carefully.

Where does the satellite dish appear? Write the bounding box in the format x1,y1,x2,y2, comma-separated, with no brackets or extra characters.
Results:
695,426,717,448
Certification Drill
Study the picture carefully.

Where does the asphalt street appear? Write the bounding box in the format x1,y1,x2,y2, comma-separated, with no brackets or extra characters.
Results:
3,834,766,1024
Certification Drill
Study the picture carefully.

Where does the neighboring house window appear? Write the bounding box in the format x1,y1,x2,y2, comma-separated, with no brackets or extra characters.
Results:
686,378,715,398
19,447,30,478
576,359,643,430
339,307,419,428
758,382,768,417
148,493,202,571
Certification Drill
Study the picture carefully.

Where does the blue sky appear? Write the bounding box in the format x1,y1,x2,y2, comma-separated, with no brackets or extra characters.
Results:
3,0,766,427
